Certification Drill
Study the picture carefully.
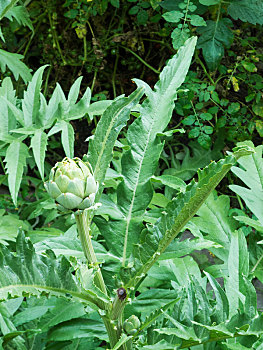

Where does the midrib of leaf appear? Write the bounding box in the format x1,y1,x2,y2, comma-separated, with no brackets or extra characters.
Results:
201,201,230,242
122,125,153,266
93,89,143,181
0,284,98,305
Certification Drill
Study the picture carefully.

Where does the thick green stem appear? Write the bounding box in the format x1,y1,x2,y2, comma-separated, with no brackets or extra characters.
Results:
75,210,122,348
75,210,107,296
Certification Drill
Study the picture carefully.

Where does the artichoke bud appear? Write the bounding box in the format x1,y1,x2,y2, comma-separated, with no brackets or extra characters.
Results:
123,315,141,335
45,157,98,211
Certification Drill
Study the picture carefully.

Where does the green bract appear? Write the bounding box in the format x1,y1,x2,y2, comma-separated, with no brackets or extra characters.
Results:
44,157,98,211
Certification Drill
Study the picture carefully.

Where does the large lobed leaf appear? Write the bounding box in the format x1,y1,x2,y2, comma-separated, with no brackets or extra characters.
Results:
0,49,32,83
230,142,263,227
0,232,109,309
95,37,197,270
122,145,254,288
88,87,145,194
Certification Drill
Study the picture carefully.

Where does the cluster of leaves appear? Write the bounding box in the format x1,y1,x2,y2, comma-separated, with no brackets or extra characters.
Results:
0,2,263,350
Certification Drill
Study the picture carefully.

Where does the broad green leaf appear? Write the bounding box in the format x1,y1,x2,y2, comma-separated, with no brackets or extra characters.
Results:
111,333,133,350
61,120,74,158
0,49,32,83
96,37,197,269
86,99,113,120
204,271,229,322
126,289,179,319
0,77,17,139
197,18,233,70
191,191,238,261
230,143,263,226
30,129,48,180
0,0,19,20
88,88,145,193
234,216,263,233
228,0,263,25
36,298,86,332
135,298,179,335
47,318,107,342
151,175,186,191
48,120,75,158
0,232,109,309
123,144,254,288
0,301,26,350
0,96,24,126
67,76,83,105
4,141,29,206
13,305,51,326
22,65,48,127
0,212,30,244
5,5,33,31
225,230,249,318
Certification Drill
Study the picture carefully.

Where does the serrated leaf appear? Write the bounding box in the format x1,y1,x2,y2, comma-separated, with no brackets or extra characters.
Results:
96,37,197,270
111,333,133,350
30,129,48,180
47,317,107,342
230,143,263,227
0,49,31,83
124,146,253,288
22,65,48,127
5,5,33,31
228,0,263,25
134,298,179,336
0,77,17,139
88,88,145,194
225,230,249,318
4,141,29,206
191,191,238,261
61,121,74,158
86,100,113,120
0,232,108,309
204,271,229,322
0,0,19,20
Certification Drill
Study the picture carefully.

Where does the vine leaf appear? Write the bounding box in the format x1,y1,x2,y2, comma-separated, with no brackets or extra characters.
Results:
0,232,109,309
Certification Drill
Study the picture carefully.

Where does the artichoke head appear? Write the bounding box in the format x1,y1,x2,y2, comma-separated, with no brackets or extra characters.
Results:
44,157,98,211
123,315,141,335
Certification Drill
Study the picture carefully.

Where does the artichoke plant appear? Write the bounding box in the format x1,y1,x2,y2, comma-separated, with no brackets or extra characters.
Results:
44,157,98,211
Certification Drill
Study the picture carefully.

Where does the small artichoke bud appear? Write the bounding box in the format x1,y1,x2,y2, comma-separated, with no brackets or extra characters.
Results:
123,315,141,335
44,157,98,211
